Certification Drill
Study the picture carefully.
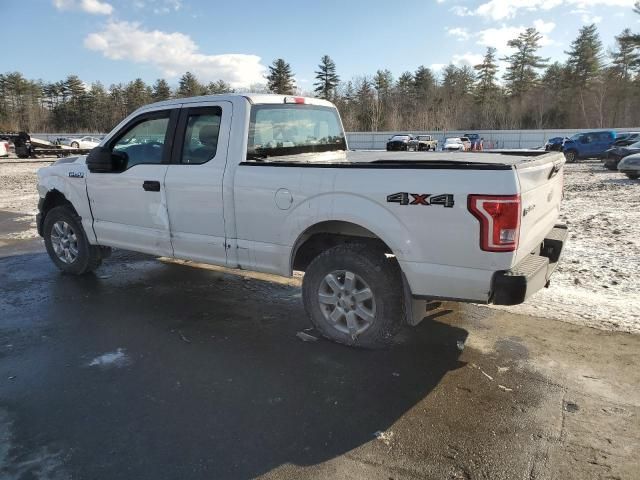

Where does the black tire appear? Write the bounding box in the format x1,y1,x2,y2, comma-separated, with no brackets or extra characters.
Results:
43,205,102,274
71,142,79,149
564,150,577,163
302,243,403,348
626,173,639,180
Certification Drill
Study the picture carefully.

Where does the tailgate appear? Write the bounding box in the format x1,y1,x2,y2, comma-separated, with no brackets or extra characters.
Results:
514,152,565,266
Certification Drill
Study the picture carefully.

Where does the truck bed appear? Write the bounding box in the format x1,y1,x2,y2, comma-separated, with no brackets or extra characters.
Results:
243,150,562,169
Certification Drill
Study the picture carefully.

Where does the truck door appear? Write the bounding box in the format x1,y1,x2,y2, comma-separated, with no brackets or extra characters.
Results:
86,109,178,256
164,102,232,266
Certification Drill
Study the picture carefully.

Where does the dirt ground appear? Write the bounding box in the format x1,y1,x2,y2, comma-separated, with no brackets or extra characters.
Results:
0,156,639,479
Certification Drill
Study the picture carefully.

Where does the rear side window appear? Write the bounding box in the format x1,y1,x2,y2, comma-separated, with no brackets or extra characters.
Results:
247,105,346,160
179,108,222,164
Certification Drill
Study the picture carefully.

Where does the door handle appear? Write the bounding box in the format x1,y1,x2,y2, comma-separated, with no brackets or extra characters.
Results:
143,180,161,192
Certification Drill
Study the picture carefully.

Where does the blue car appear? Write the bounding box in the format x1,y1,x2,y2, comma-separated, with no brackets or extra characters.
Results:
562,131,616,163
544,137,565,151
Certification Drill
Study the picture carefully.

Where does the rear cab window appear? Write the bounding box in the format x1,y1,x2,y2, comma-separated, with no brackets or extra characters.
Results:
246,104,346,161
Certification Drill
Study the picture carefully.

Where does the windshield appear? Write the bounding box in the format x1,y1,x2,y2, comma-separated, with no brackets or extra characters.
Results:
390,135,411,141
569,133,582,141
628,140,640,149
247,105,346,160
445,138,461,143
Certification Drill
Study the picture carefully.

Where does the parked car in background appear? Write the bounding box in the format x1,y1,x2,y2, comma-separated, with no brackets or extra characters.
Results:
545,137,565,151
611,132,640,147
618,153,640,179
0,140,9,157
460,137,471,151
464,133,480,150
386,134,414,151
561,130,616,162
443,137,465,151
65,136,101,149
603,140,640,170
408,135,438,151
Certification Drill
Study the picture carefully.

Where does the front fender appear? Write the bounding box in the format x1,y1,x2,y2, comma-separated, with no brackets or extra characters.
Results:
37,161,96,243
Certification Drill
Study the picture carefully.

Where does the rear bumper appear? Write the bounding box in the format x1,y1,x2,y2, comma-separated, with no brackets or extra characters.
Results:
491,224,568,305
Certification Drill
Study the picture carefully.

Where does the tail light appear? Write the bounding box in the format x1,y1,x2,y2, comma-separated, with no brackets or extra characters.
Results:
284,96,305,104
468,194,521,252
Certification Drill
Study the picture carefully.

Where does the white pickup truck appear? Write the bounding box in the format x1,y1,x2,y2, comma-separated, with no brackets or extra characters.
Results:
36,94,567,347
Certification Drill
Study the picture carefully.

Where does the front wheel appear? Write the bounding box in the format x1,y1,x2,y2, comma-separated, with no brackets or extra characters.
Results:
564,150,577,163
43,206,102,274
71,142,79,149
302,243,403,348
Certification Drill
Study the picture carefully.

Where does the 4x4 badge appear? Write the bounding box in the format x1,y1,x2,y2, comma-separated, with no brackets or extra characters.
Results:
387,192,454,207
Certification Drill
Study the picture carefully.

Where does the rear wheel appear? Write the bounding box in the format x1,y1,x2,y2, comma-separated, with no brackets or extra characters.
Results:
71,141,79,149
43,206,102,274
302,243,403,348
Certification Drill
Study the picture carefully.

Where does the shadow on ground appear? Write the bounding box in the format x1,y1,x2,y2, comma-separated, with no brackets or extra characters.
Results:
0,251,468,480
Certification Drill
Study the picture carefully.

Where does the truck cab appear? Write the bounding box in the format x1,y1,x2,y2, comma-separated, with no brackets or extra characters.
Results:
562,131,616,162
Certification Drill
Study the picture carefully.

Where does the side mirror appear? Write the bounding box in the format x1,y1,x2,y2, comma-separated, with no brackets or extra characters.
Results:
87,146,127,173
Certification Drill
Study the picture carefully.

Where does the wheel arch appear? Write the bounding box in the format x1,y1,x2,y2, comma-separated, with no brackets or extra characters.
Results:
291,220,395,273
37,171,96,243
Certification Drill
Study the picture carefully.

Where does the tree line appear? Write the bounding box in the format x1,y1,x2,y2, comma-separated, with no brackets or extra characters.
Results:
1,16,639,134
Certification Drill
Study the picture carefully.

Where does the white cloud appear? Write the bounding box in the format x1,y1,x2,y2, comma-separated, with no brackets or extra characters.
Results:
476,20,556,53
446,27,471,41
450,5,473,16
581,13,603,23
53,0,114,15
452,52,485,66
84,21,267,87
456,0,634,20
430,63,447,72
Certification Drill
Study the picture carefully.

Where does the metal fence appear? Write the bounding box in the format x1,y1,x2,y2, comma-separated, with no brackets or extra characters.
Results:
28,128,640,150
346,128,640,150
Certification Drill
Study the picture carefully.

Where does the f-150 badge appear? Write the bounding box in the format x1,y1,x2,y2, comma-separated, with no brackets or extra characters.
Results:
68,171,84,178
387,192,454,207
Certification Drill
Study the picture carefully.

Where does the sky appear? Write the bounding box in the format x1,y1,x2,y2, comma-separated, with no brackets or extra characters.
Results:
2,0,638,91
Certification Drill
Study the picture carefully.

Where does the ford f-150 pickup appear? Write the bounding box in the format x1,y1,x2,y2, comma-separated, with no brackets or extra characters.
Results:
36,94,568,347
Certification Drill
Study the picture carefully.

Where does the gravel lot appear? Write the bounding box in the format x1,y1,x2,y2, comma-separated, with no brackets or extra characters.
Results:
1,156,638,332
1,155,639,480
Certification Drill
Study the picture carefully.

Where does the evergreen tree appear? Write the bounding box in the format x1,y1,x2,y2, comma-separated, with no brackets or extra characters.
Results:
124,78,151,114
266,59,295,95
566,24,603,88
373,69,393,96
396,72,414,95
207,80,234,94
413,66,436,101
314,55,340,100
177,72,206,97
474,47,499,104
503,28,548,96
610,28,639,80
151,78,172,101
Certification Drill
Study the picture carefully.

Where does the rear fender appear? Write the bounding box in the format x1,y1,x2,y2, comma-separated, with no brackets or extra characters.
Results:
284,192,414,273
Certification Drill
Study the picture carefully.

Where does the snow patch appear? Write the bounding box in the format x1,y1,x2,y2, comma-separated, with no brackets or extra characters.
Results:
87,348,131,368
488,161,640,333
